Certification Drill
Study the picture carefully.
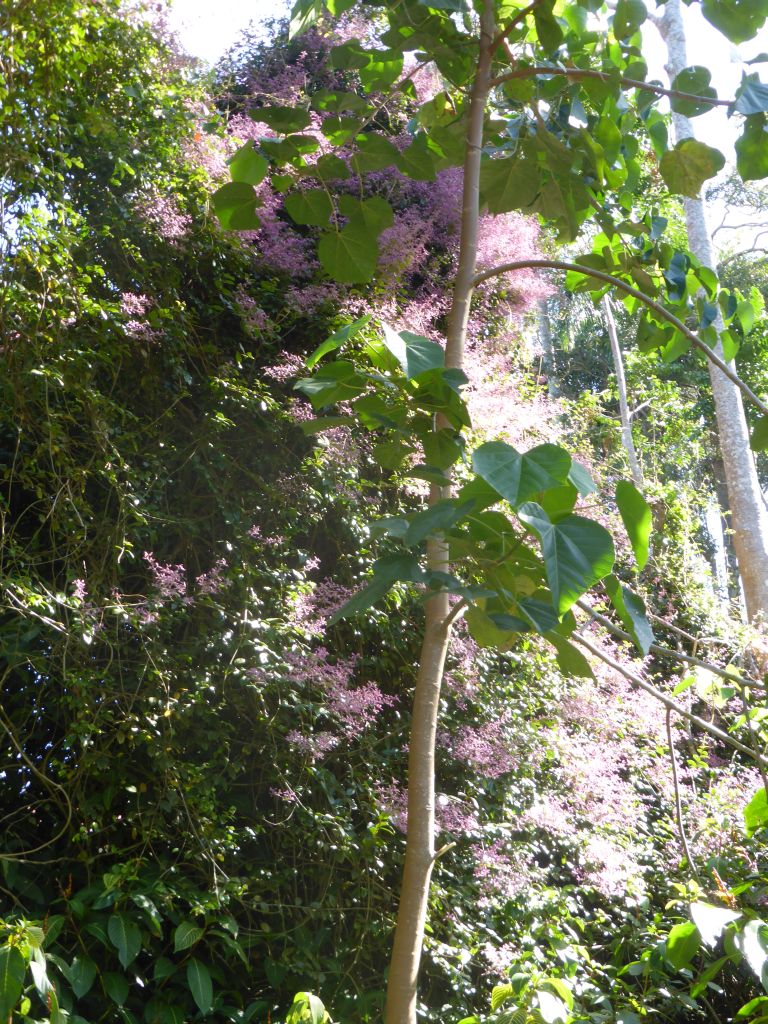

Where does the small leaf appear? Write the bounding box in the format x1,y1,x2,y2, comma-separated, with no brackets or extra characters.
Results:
381,324,445,378
736,113,768,181
667,921,701,969
735,77,768,115
670,67,717,117
605,575,654,656
616,480,652,569
546,633,595,678
660,139,726,198
305,316,371,368
0,946,25,1020
480,156,539,214
173,921,204,953
104,972,130,1006
228,142,268,185
613,0,646,38
187,958,213,1014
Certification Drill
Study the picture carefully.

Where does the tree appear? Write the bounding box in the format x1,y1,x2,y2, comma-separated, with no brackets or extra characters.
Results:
211,0,768,1019
655,0,768,622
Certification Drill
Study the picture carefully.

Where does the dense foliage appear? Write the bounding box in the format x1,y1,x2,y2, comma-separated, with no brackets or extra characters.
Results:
2,2,768,1024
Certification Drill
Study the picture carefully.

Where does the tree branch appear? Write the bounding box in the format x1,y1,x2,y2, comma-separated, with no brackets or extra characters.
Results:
489,64,733,109
472,259,768,418
572,632,768,768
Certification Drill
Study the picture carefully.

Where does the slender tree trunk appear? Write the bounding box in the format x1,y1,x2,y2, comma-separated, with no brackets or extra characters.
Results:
658,0,768,623
602,295,643,487
712,458,745,611
383,6,496,1023
537,298,559,397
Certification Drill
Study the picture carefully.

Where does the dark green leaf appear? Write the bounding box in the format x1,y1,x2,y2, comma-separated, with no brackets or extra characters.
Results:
735,77,768,115
517,503,615,614
751,415,768,451
69,955,98,999
328,555,424,623
305,316,371,368
211,182,261,231
613,0,646,38
318,223,378,283
351,133,400,173
568,460,597,495
736,114,768,181
701,0,768,44
295,361,366,407
104,972,129,1006
605,575,654,656
250,106,311,133
284,189,333,226
670,67,717,117
534,6,564,52
108,913,141,969
616,480,652,569
381,324,445,378
0,946,25,1020
186,959,213,1015
173,921,204,953
404,500,474,547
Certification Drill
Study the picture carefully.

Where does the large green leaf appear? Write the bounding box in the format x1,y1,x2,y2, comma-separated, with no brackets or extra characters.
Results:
751,415,768,451
318,222,378,283
211,182,261,230
518,503,615,613
250,106,311,133
546,633,595,678
616,480,652,569
186,958,213,1015
381,324,445,378
613,0,646,38
472,442,572,510
660,139,725,198
691,903,741,947
0,946,25,1020
69,954,98,998
227,142,268,185
404,500,474,547
480,156,539,214
284,189,333,226
667,922,701,969
173,921,204,953
735,76,768,115
701,0,768,43
670,67,717,117
108,913,141,969
104,971,129,1005
736,114,768,181
745,787,768,837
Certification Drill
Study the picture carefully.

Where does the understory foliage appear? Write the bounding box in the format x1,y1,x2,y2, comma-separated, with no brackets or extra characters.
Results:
2,2,768,1024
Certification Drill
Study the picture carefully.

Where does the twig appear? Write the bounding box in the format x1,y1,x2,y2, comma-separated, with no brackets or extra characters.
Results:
666,708,700,879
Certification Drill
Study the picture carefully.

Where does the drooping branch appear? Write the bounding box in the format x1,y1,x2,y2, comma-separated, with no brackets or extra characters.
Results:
576,599,765,690
472,258,768,418
572,633,768,768
489,64,733,109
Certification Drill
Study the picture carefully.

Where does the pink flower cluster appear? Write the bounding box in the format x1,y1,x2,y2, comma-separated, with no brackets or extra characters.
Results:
143,551,189,602
441,719,518,778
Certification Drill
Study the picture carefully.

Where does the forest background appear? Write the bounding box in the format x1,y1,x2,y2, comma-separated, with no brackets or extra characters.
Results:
3,1,768,1023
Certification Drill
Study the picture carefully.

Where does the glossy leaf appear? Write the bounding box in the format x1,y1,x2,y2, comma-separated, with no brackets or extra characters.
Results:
616,480,652,569
174,921,204,953
0,946,25,1020
472,442,572,510
69,954,98,998
691,902,741,947
305,316,371,368
667,921,701,969
605,575,654,655
108,913,141,969
518,503,615,613
187,958,213,1015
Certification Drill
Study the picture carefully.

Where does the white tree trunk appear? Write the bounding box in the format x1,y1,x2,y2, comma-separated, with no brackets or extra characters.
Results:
658,0,768,623
602,295,643,486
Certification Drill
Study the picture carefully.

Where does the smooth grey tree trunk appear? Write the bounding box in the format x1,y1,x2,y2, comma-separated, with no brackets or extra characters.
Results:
537,298,559,397
602,295,643,487
658,0,768,623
